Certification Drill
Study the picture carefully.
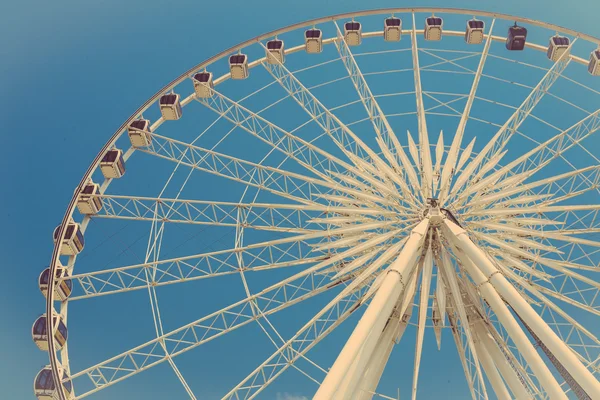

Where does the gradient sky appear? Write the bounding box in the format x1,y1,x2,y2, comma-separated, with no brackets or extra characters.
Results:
2,0,600,399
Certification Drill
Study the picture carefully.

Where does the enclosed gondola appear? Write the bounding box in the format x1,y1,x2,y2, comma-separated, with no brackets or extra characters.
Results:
589,49,600,76
506,23,528,50
39,265,73,301
384,17,402,42
53,222,84,256
465,18,485,44
193,72,214,98
229,54,249,80
547,35,570,61
266,39,285,64
305,28,323,54
34,366,73,400
159,93,182,120
127,118,152,147
344,21,362,46
76,182,102,215
425,16,443,41
100,148,125,179
32,314,68,351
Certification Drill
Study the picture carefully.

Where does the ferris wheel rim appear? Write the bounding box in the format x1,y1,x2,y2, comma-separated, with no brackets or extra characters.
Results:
43,7,600,400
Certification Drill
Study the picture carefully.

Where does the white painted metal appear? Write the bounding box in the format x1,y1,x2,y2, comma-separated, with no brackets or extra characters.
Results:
411,13,434,199
314,219,429,399
445,219,600,398
411,241,433,400
42,8,600,400
446,242,566,398
473,329,512,400
445,39,575,207
473,321,531,399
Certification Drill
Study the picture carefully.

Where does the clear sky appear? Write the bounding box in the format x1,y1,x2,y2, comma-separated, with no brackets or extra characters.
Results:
1,0,600,399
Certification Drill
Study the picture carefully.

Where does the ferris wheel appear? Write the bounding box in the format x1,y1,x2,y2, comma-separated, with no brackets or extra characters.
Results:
34,7,600,400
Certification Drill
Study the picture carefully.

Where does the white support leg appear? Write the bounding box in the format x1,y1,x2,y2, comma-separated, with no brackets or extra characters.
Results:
474,321,532,400
336,265,422,399
314,218,430,399
445,219,600,399
334,330,379,399
443,220,567,399
412,243,434,400
351,271,419,400
357,310,411,400
473,323,512,400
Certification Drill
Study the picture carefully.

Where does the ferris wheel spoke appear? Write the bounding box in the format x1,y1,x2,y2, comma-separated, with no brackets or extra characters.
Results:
260,50,421,212
465,166,600,211
260,44,385,167
143,130,404,210
141,132,341,205
472,221,600,251
93,195,330,233
69,253,371,398
331,21,421,206
195,87,354,180
444,40,576,207
221,271,374,400
67,218,403,300
508,271,600,363
411,13,434,199
66,241,322,300
467,109,600,205
530,268,600,318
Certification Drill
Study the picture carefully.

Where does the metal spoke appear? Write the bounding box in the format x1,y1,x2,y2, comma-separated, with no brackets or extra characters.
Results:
411,12,434,199
69,258,371,398
439,19,495,202
444,38,577,207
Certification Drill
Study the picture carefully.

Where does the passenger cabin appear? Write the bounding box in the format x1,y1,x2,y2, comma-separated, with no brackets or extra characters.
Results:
425,17,443,41
193,72,214,98
229,54,249,80
100,149,125,179
77,182,102,215
547,35,570,61
53,222,84,256
305,29,323,53
34,366,73,400
344,21,362,46
127,118,152,148
32,314,68,351
384,17,402,42
465,19,485,44
159,93,182,120
506,24,528,51
589,49,600,76
266,40,285,64
39,265,73,301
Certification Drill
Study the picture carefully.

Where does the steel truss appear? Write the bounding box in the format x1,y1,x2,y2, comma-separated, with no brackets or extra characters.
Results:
42,8,600,400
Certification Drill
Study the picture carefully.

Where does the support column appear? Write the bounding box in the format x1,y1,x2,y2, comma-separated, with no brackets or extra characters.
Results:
443,220,567,399
474,321,532,400
352,274,419,400
314,218,430,400
445,219,600,399
356,313,407,400
473,322,512,400
334,330,379,400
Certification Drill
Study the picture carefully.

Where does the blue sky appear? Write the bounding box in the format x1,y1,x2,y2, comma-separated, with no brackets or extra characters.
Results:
2,0,600,399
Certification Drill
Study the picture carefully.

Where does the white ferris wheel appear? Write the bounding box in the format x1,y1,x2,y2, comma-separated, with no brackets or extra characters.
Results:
34,7,600,400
